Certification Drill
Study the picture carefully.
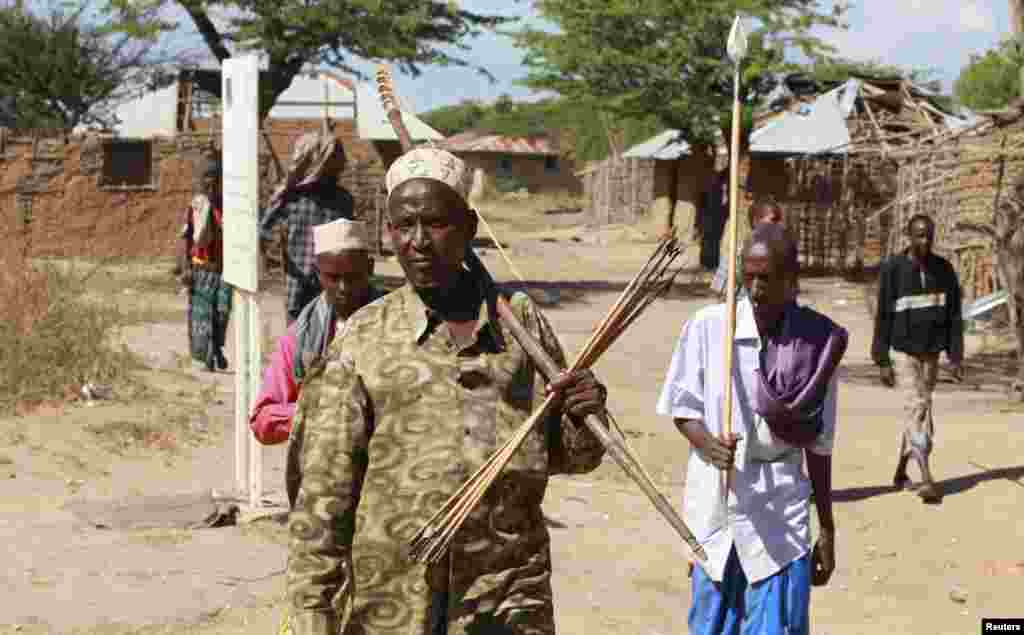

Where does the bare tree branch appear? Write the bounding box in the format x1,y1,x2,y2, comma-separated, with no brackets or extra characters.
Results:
179,0,231,62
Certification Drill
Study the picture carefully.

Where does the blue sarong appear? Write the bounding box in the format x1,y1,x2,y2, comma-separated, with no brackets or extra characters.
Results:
689,547,811,635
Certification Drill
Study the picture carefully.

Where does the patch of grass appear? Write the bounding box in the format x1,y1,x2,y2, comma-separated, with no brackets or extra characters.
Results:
85,419,177,455
83,406,206,456
119,302,185,327
477,190,587,235
0,254,144,414
41,257,181,297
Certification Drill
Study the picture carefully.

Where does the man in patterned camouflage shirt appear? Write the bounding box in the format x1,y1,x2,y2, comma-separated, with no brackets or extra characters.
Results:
285,147,609,635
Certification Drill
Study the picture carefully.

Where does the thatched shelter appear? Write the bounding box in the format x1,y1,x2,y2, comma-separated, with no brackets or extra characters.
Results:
605,74,979,272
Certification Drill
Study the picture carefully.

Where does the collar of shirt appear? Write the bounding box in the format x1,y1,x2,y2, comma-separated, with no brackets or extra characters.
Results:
399,277,506,351
734,296,760,343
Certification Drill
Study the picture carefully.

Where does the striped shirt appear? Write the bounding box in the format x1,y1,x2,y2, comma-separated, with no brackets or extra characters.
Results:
872,251,963,367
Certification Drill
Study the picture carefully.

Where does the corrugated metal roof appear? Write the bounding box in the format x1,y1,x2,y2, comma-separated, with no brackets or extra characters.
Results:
268,71,356,120
621,129,693,160
749,78,977,156
355,82,443,142
110,82,180,138
747,79,857,156
440,130,558,155
103,69,443,141
624,76,980,161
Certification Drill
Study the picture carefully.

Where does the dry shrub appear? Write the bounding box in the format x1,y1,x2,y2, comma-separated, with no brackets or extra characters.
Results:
0,236,139,413
84,406,205,456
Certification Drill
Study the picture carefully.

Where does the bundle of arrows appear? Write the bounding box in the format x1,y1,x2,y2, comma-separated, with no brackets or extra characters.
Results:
408,234,707,565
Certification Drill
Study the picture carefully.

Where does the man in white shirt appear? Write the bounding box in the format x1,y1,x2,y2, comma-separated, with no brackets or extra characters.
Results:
657,224,846,635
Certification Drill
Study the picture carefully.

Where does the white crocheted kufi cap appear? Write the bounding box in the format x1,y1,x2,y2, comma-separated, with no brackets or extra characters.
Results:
313,218,370,255
384,147,472,204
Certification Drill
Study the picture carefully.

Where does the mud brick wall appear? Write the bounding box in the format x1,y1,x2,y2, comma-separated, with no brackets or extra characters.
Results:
0,118,389,260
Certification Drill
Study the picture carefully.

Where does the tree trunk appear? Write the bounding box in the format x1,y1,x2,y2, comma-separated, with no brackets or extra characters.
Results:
1013,0,1024,97
1012,0,1024,35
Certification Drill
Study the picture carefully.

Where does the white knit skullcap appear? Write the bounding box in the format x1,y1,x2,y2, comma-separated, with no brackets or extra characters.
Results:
313,218,369,254
384,147,472,205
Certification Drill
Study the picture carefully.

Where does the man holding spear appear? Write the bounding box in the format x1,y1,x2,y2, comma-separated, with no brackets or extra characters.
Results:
657,224,846,634
283,146,609,635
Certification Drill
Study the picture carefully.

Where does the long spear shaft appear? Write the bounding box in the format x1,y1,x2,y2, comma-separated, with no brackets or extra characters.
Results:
721,62,742,499
721,15,748,502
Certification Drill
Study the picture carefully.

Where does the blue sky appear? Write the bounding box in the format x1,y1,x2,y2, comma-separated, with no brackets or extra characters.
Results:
145,0,1014,112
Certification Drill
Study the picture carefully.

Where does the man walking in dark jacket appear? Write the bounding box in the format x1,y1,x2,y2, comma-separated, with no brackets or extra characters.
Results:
872,214,964,503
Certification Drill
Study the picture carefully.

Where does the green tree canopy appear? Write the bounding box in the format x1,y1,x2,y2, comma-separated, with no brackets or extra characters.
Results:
514,0,848,150
0,1,175,128
102,0,512,120
954,39,1023,111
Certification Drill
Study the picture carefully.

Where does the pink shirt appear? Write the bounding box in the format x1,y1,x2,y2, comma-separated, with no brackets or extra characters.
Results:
248,320,336,445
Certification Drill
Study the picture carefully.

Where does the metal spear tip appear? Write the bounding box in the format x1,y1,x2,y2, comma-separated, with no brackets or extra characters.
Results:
727,15,748,63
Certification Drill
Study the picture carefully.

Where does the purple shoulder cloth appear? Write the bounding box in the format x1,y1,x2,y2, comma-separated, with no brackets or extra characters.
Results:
753,302,848,447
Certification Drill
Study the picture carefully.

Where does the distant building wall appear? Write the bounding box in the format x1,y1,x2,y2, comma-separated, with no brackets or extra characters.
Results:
454,152,581,194
0,117,387,260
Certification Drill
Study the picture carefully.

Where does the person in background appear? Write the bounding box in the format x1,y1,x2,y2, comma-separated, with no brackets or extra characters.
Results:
259,131,354,324
872,213,964,504
249,218,387,509
710,200,789,300
698,170,728,272
178,156,231,373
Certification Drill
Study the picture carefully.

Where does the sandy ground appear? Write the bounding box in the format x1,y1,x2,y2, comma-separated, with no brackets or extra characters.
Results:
1,215,1022,635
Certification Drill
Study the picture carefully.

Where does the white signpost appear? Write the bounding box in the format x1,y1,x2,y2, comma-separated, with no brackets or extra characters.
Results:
221,55,263,510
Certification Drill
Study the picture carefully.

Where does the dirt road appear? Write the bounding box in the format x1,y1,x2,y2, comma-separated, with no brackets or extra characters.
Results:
1,238,1021,635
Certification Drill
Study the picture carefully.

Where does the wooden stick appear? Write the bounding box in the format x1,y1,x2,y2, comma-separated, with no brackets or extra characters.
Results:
862,97,891,156
721,66,743,500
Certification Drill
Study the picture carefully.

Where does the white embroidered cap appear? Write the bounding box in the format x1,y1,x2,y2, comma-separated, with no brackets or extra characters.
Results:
384,147,473,205
313,218,370,254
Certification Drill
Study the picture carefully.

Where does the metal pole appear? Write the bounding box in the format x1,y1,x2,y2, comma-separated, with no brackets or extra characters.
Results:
247,292,263,508
234,290,250,496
